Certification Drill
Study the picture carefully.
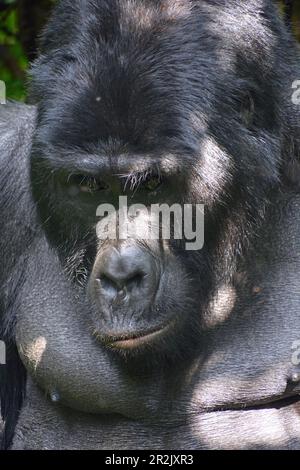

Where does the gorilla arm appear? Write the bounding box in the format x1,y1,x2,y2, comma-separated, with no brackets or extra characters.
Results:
0,102,37,449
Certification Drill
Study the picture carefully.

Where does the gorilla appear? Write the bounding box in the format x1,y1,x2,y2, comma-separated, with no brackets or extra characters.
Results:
1,0,300,450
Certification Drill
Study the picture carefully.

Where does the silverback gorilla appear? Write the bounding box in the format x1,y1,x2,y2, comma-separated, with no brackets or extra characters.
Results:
1,0,300,450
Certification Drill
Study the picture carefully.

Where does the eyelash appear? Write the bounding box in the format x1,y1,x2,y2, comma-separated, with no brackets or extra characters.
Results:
66,173,163,194
67,175,109,193
123,172,163,193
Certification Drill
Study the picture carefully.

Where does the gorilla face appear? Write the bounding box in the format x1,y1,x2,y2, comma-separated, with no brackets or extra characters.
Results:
14,0,284,415
30,132,204,364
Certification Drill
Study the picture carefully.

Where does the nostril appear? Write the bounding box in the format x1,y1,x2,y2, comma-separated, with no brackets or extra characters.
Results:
126,272,145,291
97,271,146,301
98,275,120,296
93,245,158,305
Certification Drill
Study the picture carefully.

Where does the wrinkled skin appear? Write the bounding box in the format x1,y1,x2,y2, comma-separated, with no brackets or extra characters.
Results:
1,0,300,450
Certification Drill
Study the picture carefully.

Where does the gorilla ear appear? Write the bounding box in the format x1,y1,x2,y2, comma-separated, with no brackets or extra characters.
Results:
281,83,300,188
284,157,300,188
240,92,255,128
281,127,300,189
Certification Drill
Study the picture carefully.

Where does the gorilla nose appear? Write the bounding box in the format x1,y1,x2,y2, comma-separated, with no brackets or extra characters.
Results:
95,245,159,304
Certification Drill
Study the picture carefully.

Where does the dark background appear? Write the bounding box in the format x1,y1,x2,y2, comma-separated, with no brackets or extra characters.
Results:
0,0,300,101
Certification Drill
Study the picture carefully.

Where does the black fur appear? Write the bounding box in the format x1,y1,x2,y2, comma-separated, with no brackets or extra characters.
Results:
1,0,300,449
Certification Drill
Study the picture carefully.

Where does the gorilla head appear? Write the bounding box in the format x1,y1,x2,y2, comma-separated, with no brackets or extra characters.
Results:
1,0,300,450
29,0,280,355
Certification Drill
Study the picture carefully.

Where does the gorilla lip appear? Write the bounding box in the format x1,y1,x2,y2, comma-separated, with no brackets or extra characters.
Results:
103,325,170,350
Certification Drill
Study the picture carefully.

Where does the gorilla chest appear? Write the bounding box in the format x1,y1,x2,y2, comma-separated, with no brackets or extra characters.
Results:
12,381,300,450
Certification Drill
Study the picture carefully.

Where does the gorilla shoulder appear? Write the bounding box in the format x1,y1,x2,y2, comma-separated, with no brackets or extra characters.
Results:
0,102,37,284
0,102,36,168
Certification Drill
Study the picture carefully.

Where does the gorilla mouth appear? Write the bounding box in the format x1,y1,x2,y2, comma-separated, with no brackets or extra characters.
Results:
101,324,171,350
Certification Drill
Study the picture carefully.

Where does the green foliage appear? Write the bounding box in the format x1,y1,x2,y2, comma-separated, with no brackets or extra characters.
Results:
0,2,28,100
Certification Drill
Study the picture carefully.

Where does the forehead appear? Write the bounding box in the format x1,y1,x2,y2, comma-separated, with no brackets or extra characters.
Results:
44,0,273,50
35,0,273,153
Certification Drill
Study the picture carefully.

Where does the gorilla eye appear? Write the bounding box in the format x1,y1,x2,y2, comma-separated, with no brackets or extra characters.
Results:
142,174,162,192
68,175,109,193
